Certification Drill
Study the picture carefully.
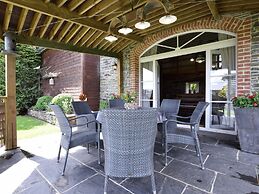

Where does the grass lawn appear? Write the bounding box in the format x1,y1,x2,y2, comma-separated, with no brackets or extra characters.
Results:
17,115,59,139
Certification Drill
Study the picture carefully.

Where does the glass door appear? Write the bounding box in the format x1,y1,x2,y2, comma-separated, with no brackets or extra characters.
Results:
205,46,236,134
139,61,159,107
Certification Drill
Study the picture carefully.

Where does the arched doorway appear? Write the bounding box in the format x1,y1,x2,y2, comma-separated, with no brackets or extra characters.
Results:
139,30,237,134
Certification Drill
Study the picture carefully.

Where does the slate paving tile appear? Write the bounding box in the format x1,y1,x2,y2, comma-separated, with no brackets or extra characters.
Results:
183,186,209,194
0,149,25,173
153,153,172,172
37,158,96,192
167,147,208,166
64,174,130,194
217,139,240,149
121,172,186,194
204,155,258,185
238,151,259,166
162,160,215,192
213,173,259,194
198,135,218,145
187,143,238,161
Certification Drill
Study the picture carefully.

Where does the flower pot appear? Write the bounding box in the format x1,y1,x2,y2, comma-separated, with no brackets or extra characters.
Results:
234,107,259,154
124,102,138,109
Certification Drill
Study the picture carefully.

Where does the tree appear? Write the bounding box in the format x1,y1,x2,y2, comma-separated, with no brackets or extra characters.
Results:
0,43,42,114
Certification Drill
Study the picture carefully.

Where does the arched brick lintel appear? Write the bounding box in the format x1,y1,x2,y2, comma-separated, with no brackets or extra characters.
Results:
129,16,252,96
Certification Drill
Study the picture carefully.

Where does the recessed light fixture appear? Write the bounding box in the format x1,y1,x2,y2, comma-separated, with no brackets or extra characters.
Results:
190,58,195,62
104,35,118,42
135,21,151,30
118,27,133,35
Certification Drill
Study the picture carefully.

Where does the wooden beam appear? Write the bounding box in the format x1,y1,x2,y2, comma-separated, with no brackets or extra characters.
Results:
17,8,28,33
68,0,85,11
49,19,64,40
0,25,3,41
56,0,68,7
1,0,141,42
13,33,120,58
79,29,96,47
57,22,73,42
207,0,220,20
85,0,119,18
3,4,13,31
91,33,107,48
29,12,41,36
39,16,53,38
77,0,102,15
73,27,90,45
85,31,103,47
63,25,81,43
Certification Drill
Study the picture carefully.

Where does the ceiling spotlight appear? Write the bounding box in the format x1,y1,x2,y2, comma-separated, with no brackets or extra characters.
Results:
104,35,118,42
118,27,133,35
159,14,177,25
190,58,195,62
135,21,151,30
196,55,205,63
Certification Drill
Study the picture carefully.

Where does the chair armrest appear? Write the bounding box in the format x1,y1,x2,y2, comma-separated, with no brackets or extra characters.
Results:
69,115,100,127
165,119,197,126
174,115,191,119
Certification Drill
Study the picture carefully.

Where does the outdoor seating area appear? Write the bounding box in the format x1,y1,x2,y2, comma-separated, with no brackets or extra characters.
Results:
1,129,259,194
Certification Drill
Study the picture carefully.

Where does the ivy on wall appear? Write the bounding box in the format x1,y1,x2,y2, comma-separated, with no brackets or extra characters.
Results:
0,43,42,114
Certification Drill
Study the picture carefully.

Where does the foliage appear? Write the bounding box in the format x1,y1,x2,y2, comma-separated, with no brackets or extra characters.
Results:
109,93,120,100
17,115,59,139
232,93,259,108
99,100,108,110
121,91,137,103
218,86,227,98
51,94,73,114
0,43,42,114
34,96,53,111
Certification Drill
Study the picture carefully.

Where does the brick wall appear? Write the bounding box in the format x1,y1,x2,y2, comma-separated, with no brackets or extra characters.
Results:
41,50,82,99
126,16,252,96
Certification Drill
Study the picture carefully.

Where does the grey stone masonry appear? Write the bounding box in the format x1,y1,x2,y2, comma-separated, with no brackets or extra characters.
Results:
251,14,259,92
99,56,118,100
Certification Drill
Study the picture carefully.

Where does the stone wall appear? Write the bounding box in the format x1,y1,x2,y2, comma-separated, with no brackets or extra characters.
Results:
251,14,259,92
123,45,135,92
99,56,118,100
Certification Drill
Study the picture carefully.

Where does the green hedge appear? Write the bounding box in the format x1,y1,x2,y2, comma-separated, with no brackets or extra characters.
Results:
34,96,53,111
51,94,73,114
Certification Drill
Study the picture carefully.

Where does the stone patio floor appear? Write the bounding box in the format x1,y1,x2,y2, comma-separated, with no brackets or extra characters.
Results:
0,131,259,194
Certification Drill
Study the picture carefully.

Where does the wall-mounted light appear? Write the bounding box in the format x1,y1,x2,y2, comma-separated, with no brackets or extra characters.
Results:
112,63,117,70
105,35,118,42
49,77,55,85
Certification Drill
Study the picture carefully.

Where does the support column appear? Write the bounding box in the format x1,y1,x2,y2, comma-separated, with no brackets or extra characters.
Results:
4,32,17,150
117,57,123,95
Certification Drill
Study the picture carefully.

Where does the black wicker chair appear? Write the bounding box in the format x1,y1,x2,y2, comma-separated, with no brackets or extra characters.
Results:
108,99,125,108
164,102,209,169
71,101,97,118
50,104,100,175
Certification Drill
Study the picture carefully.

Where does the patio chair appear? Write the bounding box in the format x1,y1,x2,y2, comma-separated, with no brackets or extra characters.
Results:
108,99,125,108
71,101,97,118
159,99,181,144
102,108,157,194
49,104,100,176
164,102,209,169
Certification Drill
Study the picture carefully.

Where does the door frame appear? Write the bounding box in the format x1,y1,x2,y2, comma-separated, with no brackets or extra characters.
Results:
139,30,237,135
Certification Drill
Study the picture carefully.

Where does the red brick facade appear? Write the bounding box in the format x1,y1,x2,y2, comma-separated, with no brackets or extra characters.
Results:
41,50,100,110
129,16,252,96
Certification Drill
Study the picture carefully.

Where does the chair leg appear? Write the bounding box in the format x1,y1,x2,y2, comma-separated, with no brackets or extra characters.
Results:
194,133,204,170
151,173,156,194
62,149,69,176
104,175,109,194
97,141,101,165
87,143,90,154
165,138,168,166
57,145,62,163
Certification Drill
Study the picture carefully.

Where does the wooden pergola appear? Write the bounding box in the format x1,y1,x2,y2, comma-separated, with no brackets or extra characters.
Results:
0,0,258,150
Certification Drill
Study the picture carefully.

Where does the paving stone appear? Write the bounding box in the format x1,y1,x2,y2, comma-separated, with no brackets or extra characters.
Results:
121,171,186,194
37,158,97,192
213,173,259,194
199,135,218,145
238,151,259,166
187,143,238,161
205,155,258,185
162,160,215,192
167,147,208,166
153,153,172,172
13,170,57,194
65,174,130,194
0,149,25,173
217,139,240,149
183,186,208,194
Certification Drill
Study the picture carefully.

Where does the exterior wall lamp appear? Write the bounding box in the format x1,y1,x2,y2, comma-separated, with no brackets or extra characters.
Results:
49,77,55,85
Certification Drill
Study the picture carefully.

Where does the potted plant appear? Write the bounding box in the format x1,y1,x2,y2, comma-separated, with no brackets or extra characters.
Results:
121,91,138,109
232,93,259,154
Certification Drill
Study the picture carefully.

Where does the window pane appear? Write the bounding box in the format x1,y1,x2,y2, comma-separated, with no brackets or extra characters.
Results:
210,103,235,131
141,62,153,82
141,100,153,108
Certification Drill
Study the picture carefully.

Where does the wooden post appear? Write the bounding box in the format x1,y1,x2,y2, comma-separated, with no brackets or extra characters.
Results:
4,32,17,150
117,57,123,95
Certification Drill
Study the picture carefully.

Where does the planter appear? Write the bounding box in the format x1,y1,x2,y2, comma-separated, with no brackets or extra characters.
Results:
234,107,259,154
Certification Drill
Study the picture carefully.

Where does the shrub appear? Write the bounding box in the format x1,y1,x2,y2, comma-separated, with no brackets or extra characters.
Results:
0,43,42,115
99,100,108,110
34,96,53,111
51,94,73,114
